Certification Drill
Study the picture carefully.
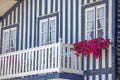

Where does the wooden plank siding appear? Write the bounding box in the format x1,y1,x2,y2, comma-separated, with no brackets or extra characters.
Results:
0,0,114,80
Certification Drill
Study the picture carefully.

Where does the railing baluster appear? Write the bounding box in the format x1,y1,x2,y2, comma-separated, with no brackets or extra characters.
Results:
48,48,51,69
55,46,58,67
67,47,70,69
16,54,19,73
31,51,34,71
4,56,7,75
22,53,25,72
0,57,1,76
1,57,4,75
7,56,10,75
35,50,37,70
63,47,65,68
28,52,31,71
38,50,41,70
45,48,47,69
41,49,44,69
25,52,28,72
51,47,54,68
19,53,22,73
10,55,13,74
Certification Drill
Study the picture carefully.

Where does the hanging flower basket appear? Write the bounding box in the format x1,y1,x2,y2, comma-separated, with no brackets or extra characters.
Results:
73,38,111,58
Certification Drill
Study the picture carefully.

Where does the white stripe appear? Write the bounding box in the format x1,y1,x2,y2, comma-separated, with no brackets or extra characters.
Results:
67,0,71,44
95,75,99,80
90,54,93,70
53,0,56,12
96,58,99,69
84,76,87,80
84,0,87,5
108,74,112,80
102,49,105,68
89,76,93,80
37,0,39,17
78,0,81,41
15,7,18,23
62,0,66,43
8,14,10,25
108,0,112,41
42,0,45,15
19,3,22,50
108,45,112,67
58,0,60,37
27,0,30,48
84,56,87,70
47,0,51,14
11,11,14,24
4,18,6,26
23,0,26,49
73,0,76,43
32,0,35,48
90,0,93,3
102,74,105,80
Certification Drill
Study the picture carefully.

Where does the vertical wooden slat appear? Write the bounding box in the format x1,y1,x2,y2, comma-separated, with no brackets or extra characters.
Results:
67,47,70,68
55,46,58,67
45,48,47,69
7,56,10,74
0,57,1,75
25,52,28,72
35,50,38,70
1,57,4,75
28,52,31,71
13,55,16,74
4,56,7,75
10,55,13,74
22,53,25,72
16,54,19,73
31,51,34,71
41,49,44,69
48,48,51,68
19,53,22,73
38,50,41,70
74,53,77,69
51,47,54,68
63,47,65,68
71,51,74,69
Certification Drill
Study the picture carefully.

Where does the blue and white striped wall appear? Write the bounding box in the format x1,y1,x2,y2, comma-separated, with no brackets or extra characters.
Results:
1,0,115,80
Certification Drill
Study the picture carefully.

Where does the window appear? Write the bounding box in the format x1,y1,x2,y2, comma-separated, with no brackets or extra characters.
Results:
85,4,105,40
40,17,56,45
3,28,17,53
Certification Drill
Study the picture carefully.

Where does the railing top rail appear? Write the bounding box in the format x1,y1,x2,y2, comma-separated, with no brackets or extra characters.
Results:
0,42,60,57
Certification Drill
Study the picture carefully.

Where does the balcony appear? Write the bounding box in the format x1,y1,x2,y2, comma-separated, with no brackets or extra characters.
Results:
0,39,83,79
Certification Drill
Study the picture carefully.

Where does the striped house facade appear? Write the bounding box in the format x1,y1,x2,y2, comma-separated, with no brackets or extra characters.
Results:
0,0,115,80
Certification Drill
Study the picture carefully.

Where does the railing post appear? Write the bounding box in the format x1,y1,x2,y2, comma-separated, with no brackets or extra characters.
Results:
58,38,62,73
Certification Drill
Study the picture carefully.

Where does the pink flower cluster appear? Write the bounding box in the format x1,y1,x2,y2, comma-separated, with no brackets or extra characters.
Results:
73,38,111,58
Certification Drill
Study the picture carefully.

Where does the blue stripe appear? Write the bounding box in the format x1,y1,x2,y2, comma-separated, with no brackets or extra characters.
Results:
29,0,32,48
21,1,24,50
25,0,28,49
14,9,16,23
51,0,53,13
39,0,42,16
45,0,48,14
60,0,63,39
55,0,58,12
65,0,68,43
34,0,37,47
10,13,12,24
76,0,79,42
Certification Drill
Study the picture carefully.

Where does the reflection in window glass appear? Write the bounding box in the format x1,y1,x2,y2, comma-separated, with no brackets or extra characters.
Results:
87,32,94,40
98,30,104,38
87,21,94,31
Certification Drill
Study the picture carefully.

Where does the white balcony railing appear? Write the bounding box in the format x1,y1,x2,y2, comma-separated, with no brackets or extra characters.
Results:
0,39,83,79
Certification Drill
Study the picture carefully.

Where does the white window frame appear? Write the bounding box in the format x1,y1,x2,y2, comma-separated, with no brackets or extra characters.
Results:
39,16,56,46
2,27,17,53
85,4,106,40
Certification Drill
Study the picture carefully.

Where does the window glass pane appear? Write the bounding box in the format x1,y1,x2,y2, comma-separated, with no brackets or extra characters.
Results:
4,32,9,40
4,49,9,53
87,32,94,40
98,29,104,38
87,10,94,20
11,48,16,52
49,20,55,30
42,33,47,44
11,30,16,38
4,41,9,48
11,39,16,48
49,31,55,42
42,22,48,32
98,19,104,28
87,21,94,31
97,7,104,18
